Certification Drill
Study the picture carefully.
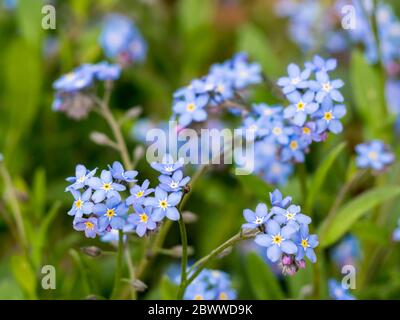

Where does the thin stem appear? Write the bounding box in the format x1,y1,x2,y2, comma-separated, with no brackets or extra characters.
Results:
111,230,124,299
181,228,260,297
124,245,137,300
298,163,308,203
177,205,189,299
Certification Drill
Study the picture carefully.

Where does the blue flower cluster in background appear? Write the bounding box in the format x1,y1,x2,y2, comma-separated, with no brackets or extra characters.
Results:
355,140,395,171
328,279,356,300
248,56,345,185
242,189,318,276
65,155,189,239
52,62,121,119
182,269,236,300
393,219,400,242
172,52,262,127
331,234,361,269
99,14,147,66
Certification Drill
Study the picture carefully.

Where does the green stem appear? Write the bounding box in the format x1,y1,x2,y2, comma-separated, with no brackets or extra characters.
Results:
180,228,260,297
124,245,137,300
177,209,189,299
111,230,124,299
298,163,308,202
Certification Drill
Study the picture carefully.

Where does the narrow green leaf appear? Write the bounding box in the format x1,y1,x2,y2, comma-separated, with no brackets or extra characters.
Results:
160,275,179,300
11,255,37,299
318,186,400,248
236,24,281,77
245,252,284,300
32,168,46,219
305,142,347,213
351,220,390,246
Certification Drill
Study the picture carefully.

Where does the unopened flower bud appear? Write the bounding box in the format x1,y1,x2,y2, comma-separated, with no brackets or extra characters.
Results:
182,211,198,224
217,246,232,259
297,259,306,269
131,279,148,292
90,131,113,146
133,145,145,161
170,245,194,258
281,254,293,266
125,106,142,119
282,264,298,276
81,246,102,257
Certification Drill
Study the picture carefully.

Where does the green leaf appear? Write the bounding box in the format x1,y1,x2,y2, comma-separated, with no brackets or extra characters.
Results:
236,24,281,77
11,255,37,299
245,252,284,299
160,275,179,300
0,279,24,300
16,0,44,49
305,142,347,213
351,220,390,246
32,168,46,219
318,186,400,248
350,50,387,138
177,0,215,34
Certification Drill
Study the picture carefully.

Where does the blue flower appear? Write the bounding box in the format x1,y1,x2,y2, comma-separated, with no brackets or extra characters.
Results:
230,53,262,89
305,55,337,73
158,170,190,193
263,160,294,186
331,234,361,267
269,189,292,208
151,154,184,175
328,279,355,300
284,90,319,126
241,116,270,140
89,62,121,81
73,217,99,238
53,68,93,93
173,89,208,127
272,204,311,229
313,98,346,134
294,122,323,144
99,14,147,64
93,197,128,231
277,63,311,95
66,164,97,191
309,71,344,103
254,220,297,262
242,203,271,229
144,187,182,221
68,188,94,218
128,205,157,237
393,219,400,241
108,161,138,183
253,103,283,121
292,225,318,263
355,140,395,171
87,170,126,203
126,179,154,206
266,120,293,145
281,136,307,163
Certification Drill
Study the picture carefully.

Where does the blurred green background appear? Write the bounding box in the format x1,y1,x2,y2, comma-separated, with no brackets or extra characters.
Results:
1,0,400,299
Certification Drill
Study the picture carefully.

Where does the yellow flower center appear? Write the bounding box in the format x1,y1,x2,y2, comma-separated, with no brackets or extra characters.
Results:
136,190,144,198
302,127,311,135
219,292,228,300
194,294,204,300
106,209,115,218
301,239,309,249
77,176,85,183
85,221,94,230
216,84,225,93
139,213,148,223
322,82,331,92
159,200,168,209
272,127,282,135
297,102,305,111
368,151,378,160
291,77,301,85
255,217,263,224
272,234,283,245
75,199,83,209
290,140,298,150
323,111,333,121
102,183,112,191
286,212,295,220
170,182,178,189
186,103,196,112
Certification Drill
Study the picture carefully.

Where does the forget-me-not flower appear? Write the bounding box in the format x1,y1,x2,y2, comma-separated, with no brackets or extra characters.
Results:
87,170,126,203
293,225,318,263
242,203,271,229
151,154,184,175
94,196,128,231
272,204,311,229
284,90,319,126
173,89,209,127
128,205,157,237
158,170,190,193
355,140,395,171
108,161,138,183
313,98,346,134
144,187,182,221
309,71,344,103
277,63,311,95
126,179,154,206
68,188,94,218
66,164,97,191
73,217,99,239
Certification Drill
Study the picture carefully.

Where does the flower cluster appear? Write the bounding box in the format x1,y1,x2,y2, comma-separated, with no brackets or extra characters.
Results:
172,52,262,127
331,234,361,268
52,62,121,119
183,269,236,300
248,56,345,185
355,140,395,172
99,14,147,66
328,279,356,300
242,189,318,276
65,156,189,239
